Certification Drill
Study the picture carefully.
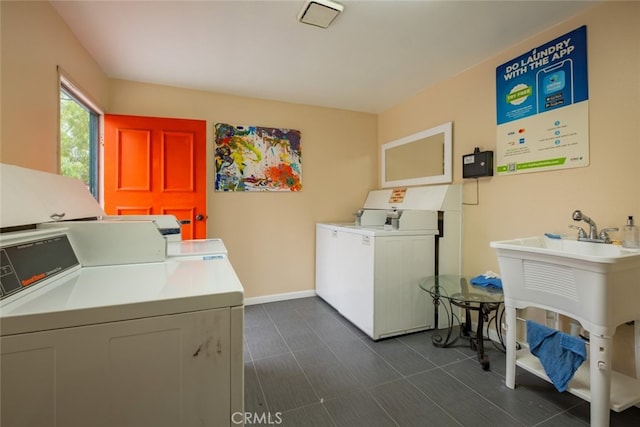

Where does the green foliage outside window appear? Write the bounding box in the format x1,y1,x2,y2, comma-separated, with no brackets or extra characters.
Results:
60,89,90,186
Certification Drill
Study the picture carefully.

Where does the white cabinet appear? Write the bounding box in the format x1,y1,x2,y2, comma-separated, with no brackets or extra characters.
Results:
315,224,435,339
1,307,242,427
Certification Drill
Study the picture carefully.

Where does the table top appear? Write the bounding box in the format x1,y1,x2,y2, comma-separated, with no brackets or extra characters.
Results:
419,275,504,305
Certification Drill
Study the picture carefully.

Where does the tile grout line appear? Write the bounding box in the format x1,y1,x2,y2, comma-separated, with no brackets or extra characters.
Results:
243,304,274,416
261,302,339,421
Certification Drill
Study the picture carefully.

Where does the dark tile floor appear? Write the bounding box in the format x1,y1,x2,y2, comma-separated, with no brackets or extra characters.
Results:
244,297,640,426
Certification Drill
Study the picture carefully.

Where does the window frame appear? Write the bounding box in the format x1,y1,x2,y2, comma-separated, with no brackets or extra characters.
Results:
58,68,103,200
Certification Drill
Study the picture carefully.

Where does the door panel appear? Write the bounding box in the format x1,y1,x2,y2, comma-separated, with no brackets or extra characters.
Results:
116,128,152,191
117,207,152,215
104,115,207,239
162,132,195,191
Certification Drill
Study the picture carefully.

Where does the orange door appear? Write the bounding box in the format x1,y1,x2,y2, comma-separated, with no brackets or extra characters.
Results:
103,114,207,239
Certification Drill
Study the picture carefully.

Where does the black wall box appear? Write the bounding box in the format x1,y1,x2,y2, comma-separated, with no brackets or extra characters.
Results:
462,148,493,178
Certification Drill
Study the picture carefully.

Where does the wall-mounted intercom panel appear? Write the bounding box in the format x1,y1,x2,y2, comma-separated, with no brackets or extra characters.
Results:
462,148,493,178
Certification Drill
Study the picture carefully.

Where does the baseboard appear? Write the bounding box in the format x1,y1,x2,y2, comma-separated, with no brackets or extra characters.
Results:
244,290,317,306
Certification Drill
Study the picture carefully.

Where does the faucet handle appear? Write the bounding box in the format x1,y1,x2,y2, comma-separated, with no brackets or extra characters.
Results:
599,227,619,243
569,224,587,239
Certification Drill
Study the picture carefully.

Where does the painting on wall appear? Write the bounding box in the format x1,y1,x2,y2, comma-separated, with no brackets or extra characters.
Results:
214,123,302,192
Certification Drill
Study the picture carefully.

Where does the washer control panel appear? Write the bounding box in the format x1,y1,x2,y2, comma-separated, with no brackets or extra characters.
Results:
1,233,79,300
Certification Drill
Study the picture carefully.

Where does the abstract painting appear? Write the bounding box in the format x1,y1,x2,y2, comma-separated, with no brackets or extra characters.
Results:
214,123,302,192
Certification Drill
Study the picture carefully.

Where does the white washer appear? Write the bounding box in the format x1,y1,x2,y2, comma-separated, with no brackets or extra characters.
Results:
315,185,463,340
316,223,437,339
1,228,244,427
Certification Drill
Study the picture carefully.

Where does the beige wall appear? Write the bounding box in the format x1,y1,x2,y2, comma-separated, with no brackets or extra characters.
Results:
379,0,640,375
0,0,378,301
0,1,109,172
380,1,639,275
2,0,638,372
108,80,378,299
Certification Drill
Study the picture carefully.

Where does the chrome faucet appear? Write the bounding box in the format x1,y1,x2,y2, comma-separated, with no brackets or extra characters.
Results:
571,210,618,243
572,210,598,239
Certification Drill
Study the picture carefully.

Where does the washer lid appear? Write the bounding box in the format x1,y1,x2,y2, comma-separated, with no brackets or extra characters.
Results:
167,239,228,258
0,163,105,228
316,223,437,237
0,257,244,336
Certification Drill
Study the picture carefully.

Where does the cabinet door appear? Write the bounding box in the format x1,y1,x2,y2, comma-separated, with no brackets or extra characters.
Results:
1,308,231,427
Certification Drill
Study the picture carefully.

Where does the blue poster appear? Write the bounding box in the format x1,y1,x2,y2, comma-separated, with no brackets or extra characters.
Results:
495,26,589,175
497,26,587,124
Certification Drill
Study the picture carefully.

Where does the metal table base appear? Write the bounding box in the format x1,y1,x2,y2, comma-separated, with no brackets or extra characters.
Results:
420,275,505,370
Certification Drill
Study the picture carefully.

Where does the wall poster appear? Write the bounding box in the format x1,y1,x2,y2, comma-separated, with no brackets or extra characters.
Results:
214,123,302,191
496,26,589,175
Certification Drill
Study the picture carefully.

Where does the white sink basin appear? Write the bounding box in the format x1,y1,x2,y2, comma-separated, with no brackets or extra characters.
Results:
491,236,640,336
493,236,640,263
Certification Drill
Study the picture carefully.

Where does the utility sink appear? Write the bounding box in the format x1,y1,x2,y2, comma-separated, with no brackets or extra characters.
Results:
491,236,640,336
491,236,640,425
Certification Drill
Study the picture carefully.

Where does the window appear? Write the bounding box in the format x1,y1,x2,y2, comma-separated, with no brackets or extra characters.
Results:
59,73,101,199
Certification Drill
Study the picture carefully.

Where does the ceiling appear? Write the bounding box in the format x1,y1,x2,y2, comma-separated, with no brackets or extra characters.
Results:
51,0,598,114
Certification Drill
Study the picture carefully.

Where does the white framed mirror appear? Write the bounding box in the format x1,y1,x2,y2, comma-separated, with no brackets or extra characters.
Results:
381,121,452,188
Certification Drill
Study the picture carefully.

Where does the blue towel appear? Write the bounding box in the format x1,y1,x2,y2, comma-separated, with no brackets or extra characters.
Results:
526,320,587,392
470,274,503,290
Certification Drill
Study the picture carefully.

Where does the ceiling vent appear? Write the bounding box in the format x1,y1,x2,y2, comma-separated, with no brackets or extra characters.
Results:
298,0,344,29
